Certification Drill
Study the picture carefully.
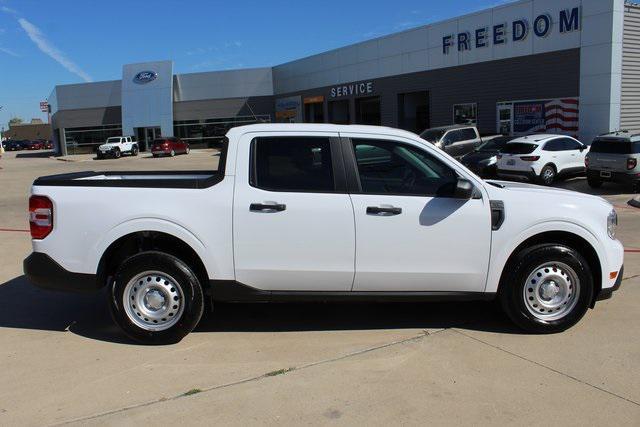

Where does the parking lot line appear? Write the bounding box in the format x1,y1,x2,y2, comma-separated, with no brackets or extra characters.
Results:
0,228,29,233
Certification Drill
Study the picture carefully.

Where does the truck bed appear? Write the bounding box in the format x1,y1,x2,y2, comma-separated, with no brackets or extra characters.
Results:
33,170,222,189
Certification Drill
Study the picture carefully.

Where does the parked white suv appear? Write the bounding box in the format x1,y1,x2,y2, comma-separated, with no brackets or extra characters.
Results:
24,124,623,344
97,136,139,159
496,134,588,185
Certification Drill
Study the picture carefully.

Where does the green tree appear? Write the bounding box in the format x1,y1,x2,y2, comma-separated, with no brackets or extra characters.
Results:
8,117,23,126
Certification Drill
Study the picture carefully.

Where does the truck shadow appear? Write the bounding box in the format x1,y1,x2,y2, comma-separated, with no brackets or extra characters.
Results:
0,275,520,345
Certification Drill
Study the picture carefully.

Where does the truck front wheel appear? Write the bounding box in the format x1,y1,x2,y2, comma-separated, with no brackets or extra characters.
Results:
499,244,593,333
109,251,204,344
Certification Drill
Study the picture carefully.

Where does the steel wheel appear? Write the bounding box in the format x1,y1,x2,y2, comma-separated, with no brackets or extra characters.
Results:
523,262,580,321
123,271,185,332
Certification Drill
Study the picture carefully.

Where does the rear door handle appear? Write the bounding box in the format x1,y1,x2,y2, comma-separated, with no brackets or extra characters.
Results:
250,203,286,212
367,206,402,216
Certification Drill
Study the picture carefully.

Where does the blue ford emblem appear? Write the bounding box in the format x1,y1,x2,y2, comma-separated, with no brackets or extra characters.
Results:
133,71,157,84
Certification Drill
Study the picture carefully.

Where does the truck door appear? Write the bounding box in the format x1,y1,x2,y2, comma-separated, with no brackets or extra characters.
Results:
233,132,355,291
343,134,492,292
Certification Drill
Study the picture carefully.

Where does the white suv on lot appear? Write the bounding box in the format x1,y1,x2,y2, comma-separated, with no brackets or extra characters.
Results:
496,134,588,185
97,136,139,159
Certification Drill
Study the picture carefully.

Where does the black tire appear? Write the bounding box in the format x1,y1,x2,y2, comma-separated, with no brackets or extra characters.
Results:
109,251,204,344
538,165,556,186
114,148,121,159
131,145,139,156
499,244,594,334
96,153,103,160
587,176,602,188
185,145,190,155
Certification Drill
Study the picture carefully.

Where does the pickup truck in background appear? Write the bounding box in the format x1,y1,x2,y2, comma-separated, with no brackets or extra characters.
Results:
97,136,139,159
24,124,624,344
419,124,501,159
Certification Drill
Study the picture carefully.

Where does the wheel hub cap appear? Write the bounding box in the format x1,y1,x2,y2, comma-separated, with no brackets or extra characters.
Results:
523,262,580,321
123,271,185,332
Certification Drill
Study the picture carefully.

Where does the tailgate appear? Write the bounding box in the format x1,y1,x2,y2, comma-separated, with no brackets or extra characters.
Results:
498,154,531,171
589,153,628,172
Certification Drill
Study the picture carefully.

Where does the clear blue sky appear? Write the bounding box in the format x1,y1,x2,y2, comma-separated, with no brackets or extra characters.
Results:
0,0,510,129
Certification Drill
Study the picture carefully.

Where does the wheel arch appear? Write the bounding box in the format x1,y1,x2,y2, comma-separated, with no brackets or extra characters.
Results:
96,231,210,294
497,230,602,307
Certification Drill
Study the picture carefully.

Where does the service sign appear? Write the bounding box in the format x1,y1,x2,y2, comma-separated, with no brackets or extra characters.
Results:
330,81,373,98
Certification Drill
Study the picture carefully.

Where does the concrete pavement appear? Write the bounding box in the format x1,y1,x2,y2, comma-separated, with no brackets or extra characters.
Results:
0,151,638,426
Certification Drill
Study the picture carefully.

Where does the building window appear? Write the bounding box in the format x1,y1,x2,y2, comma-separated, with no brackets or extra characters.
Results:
355,96,381,125
398,91,429,133
453,103,477,126
304,96,325,123
329,100,350,124
173,115,271,149
64,124,123,155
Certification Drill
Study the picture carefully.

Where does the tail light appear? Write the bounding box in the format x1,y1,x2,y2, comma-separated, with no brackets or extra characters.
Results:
628,158,637,170
162,142,169,147
585,156,590,168
520,156,540,161
29,196,53,239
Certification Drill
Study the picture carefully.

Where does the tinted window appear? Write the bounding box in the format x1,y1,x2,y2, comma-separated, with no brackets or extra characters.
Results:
442,130,463,145
542,139,562,151
502,143,538,154
253,137,334,192
352,139,458,196
590,139,639,154
563,138,583,150
459,128,477,141
477,136,514,151
420,128,446,143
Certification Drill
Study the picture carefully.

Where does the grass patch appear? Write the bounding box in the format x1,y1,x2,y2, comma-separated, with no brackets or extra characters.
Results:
265,367,294,377
183,388,202,396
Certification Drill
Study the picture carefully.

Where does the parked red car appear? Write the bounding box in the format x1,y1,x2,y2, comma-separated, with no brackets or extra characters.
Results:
39,139,53,149
24,140,44,150
151,137,190,157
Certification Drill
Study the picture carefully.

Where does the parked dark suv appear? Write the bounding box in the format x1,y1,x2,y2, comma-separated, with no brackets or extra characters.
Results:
586,131,640,192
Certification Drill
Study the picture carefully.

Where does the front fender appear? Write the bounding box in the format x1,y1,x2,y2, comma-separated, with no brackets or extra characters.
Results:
485,220,606,294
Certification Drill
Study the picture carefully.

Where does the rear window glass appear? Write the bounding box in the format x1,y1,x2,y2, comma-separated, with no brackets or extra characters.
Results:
590,139,640,154
420,129,446,143
502,143,538,154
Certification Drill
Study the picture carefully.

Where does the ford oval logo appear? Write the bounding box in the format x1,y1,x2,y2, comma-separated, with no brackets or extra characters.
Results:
133,71,157,84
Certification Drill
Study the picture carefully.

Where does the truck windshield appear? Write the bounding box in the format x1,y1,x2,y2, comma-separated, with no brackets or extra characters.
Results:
590,139,640,154
420,129,446,143
501,143,538,154
106,138,120,143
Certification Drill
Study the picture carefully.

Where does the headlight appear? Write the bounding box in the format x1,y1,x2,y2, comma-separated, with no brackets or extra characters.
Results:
607,209,618,239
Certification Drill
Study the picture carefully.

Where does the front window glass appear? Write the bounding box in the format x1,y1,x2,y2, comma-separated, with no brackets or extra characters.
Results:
352,139,458,196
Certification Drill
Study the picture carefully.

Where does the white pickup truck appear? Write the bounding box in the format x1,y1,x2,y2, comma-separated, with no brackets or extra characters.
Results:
24,124,624,344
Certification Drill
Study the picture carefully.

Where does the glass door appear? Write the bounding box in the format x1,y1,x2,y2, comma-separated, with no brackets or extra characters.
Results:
497,104,513,135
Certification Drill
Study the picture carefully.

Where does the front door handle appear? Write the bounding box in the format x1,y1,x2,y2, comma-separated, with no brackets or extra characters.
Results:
367,206,402,216
250,203,286,212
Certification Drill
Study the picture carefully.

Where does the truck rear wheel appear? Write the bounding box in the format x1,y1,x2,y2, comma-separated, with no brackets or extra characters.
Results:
109,251,204,344
499,244,593,333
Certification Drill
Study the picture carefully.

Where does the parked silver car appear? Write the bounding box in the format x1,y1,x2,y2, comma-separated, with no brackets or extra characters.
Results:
419,125,483,159
586,131,640,192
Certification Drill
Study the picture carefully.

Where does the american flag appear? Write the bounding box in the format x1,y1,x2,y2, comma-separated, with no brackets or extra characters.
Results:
527,98,579,137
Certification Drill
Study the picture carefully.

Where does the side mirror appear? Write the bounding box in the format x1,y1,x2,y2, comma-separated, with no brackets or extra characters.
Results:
579,145,586,152
454,178,479,199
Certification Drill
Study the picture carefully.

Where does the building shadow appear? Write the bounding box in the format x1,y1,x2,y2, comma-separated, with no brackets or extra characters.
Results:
557,177,635,196
0,275,522,346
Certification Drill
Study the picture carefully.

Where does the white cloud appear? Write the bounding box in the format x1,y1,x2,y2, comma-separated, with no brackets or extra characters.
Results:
17,18,92,82
0,46,19,56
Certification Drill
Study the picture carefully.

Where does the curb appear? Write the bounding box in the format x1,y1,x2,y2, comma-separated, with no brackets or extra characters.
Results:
629,196,640,209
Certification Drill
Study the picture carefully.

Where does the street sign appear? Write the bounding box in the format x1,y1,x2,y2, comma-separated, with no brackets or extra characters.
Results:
40,101,49,112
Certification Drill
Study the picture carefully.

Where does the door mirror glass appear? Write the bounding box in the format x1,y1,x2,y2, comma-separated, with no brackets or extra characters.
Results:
454,178,477,199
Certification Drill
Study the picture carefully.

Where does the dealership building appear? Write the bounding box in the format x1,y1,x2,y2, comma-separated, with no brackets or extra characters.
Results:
49,0,636,155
